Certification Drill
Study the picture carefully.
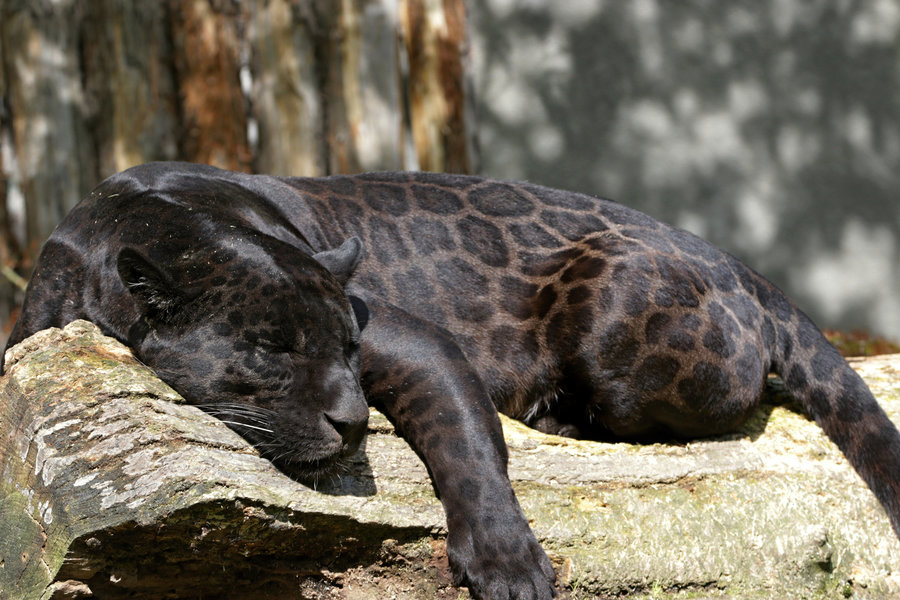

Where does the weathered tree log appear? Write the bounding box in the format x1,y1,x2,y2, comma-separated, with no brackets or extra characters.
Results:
2,321,900,599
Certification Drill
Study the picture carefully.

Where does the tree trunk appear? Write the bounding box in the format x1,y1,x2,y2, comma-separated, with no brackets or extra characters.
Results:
2,321,900,599
319,0,407,174
0,1,476,342
247,0,324,176
400,0,471,173
168,0,251,172
79,1,180,175
0,32,21,339
0,0,97,246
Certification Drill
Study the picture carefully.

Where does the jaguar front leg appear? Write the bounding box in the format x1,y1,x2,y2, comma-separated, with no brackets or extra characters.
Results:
357,298,557,600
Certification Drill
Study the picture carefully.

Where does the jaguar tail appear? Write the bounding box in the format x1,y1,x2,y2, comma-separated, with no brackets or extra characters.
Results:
772,308,900,538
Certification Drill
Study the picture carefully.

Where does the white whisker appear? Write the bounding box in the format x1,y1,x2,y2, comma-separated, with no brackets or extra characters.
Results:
218,420,275,434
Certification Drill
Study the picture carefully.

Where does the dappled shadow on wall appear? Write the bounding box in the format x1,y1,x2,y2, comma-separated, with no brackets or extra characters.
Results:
471,0,900,339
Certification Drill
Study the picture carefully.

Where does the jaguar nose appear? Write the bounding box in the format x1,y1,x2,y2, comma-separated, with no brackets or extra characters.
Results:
325,406,369,455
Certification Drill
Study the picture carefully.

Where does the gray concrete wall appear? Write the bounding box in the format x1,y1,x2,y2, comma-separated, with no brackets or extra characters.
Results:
469,0,900,340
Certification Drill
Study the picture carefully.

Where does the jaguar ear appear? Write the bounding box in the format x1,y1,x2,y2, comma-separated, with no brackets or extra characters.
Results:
117,248,184,323
348,295,369,331
312,237,363,285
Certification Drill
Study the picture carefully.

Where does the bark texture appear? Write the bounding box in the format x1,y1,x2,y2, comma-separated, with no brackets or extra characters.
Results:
2,321,900,599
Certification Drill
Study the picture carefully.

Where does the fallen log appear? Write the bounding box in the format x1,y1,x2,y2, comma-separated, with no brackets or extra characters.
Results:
2,320,899,599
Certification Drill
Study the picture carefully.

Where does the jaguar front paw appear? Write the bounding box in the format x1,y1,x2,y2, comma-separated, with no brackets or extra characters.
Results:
446,511,557,600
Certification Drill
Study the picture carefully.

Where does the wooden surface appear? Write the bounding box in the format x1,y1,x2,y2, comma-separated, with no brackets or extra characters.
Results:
2,321,900,599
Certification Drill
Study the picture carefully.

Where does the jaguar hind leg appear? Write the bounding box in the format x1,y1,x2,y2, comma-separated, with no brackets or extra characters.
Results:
529,299,770,443
529,413,584,438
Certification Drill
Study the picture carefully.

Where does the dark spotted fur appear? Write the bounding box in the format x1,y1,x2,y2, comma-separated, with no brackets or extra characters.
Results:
5,161,900,600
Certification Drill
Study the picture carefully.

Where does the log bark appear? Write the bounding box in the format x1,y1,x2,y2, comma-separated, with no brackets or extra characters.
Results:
3,322,899,599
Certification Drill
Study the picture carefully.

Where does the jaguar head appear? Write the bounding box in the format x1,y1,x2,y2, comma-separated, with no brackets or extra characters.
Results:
117,235,370,475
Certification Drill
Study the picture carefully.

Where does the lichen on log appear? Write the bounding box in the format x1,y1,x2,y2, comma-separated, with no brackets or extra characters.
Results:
2,320,900,599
